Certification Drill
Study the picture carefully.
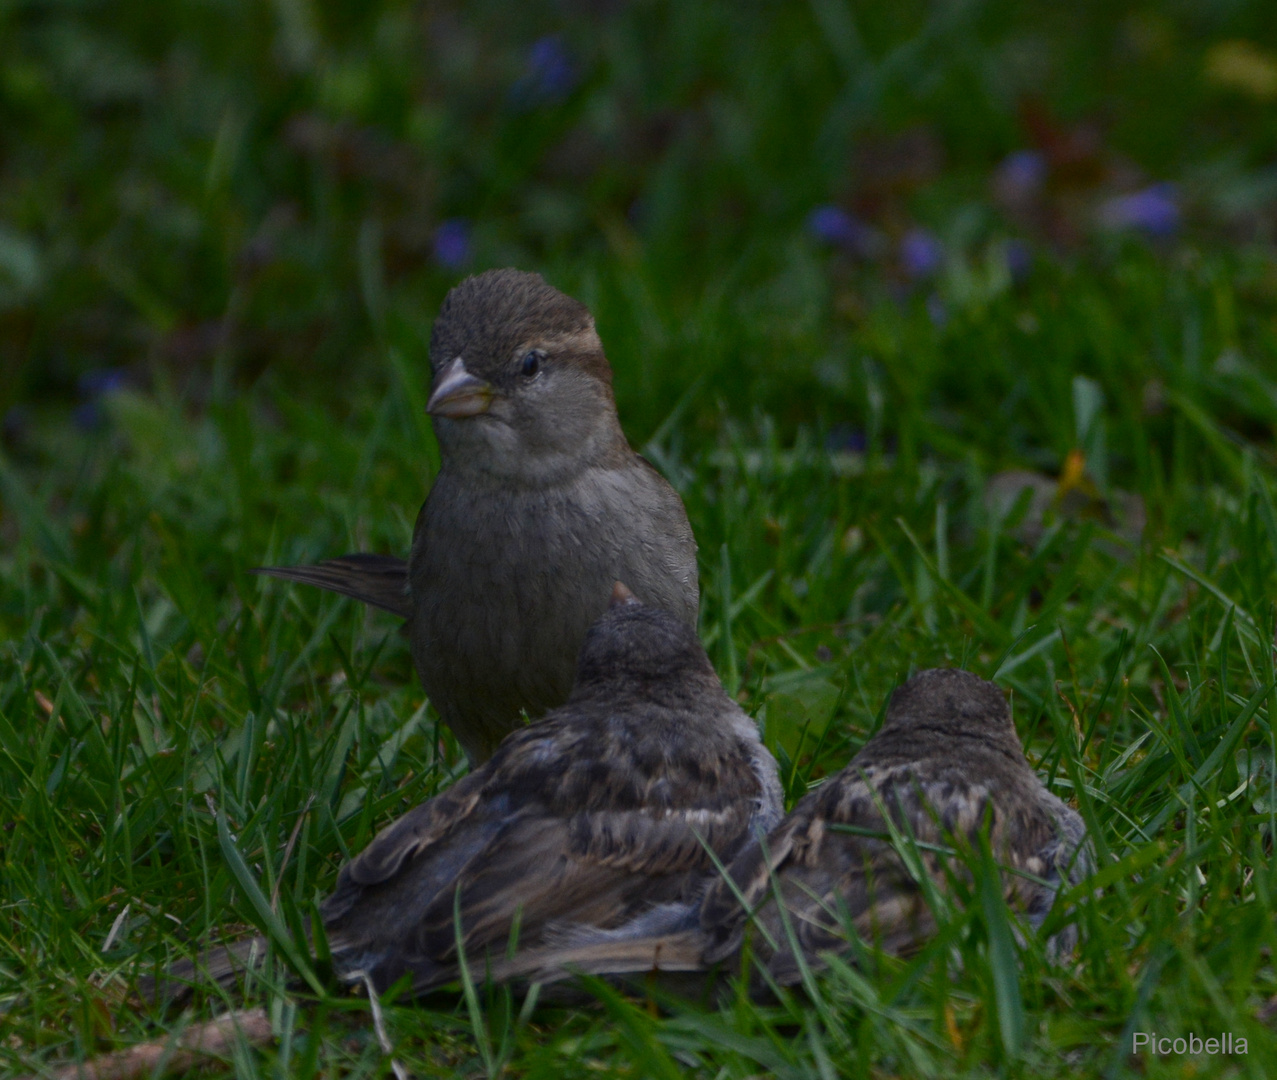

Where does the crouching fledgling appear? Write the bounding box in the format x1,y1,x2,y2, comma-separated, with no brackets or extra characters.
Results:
498,668,1092,991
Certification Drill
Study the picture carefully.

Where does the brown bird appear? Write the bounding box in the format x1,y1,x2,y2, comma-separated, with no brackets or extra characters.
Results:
255,269,699,763
158,586,779,998
496,668,1091,988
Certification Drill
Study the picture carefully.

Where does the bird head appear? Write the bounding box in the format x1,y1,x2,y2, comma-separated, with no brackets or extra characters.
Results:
426,269,624,484
569,582,720,702
874,668,1026,762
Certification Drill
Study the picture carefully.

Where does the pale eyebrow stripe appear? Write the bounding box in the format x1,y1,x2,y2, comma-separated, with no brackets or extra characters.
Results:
528,326,602,354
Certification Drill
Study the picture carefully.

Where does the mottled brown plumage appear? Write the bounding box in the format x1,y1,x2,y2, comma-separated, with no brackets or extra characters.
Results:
496,668,1090,988
318,588,779,994
255,269,699,763
699,669,1091,984
149,591,778,1002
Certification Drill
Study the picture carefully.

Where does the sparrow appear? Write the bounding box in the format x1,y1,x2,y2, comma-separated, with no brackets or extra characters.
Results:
156,586,780,998
255,269,699,763
495,668,1091,988
697,667,1092,984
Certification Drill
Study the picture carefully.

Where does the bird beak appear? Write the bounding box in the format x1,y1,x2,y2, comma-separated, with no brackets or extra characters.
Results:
610,581,641,608
427,357,494,419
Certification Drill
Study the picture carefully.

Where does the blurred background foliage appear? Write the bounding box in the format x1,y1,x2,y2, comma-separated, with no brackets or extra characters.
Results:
6,3,1277,1073
3,0,1277,439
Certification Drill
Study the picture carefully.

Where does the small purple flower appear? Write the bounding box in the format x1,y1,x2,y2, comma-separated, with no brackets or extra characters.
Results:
433,219,472,270
925,292,947,327
1004,238,1033,283
825,424,868,453
900,228,943,280
78,369,130,398
73,368,130,429
807,205,868,251
993,150,1047,204
510,35,579,108
73,402,104,430
1099,183,1181,238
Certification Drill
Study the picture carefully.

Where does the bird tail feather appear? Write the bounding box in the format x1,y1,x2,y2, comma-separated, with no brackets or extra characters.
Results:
137,936,272,1005
252,554,411,618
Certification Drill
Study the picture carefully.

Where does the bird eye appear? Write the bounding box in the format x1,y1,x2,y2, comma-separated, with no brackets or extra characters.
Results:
520,350,542,377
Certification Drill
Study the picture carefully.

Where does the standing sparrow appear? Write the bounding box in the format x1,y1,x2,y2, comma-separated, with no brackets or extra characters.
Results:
256,270,699,763
498,668,1090,987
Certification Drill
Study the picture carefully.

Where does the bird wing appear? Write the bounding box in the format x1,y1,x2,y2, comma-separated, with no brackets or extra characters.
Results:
704,763,1066,982
328,765,490,887
323,715,763,992
481,928,709,986
252,554,411,618
1020,785,1093,957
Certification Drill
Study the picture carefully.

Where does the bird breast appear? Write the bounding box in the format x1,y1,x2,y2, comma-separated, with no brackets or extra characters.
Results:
408,462,697,738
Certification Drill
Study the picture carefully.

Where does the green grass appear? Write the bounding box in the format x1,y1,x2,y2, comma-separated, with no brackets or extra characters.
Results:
5,1,1277,1077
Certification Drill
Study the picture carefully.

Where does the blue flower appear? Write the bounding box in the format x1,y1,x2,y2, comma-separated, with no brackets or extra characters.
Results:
1099,184,1181,238
1004,238,1033,283
433,219,472,270
510,35,579,108
73,402,104,430
900,228,943,279
993,150,1047,203
825,424,868,453
73,368,130,430
78,369,130,398
806,205,879,258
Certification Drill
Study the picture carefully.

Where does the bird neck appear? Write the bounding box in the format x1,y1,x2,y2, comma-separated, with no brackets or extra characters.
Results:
861,721,1027,770
438,408,631,489
570,670,723,715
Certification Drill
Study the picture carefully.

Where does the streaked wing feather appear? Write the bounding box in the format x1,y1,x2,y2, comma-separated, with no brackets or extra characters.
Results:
416,799,748,963
483,929,708,985
707,766,1051,980
337,775,489,890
